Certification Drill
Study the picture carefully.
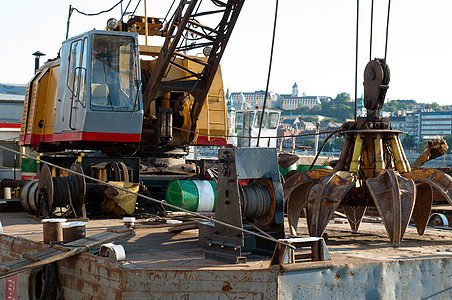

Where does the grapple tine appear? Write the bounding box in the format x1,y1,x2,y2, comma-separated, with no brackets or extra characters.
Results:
283,169,333,197
306,171,355,237
283,169,333,236
403,169,452,206
287,182,313,236
366,169,416,247
342,206,367,233
412,182,433,235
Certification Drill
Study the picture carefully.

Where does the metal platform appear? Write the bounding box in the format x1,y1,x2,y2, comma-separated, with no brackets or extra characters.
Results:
0,212,451,299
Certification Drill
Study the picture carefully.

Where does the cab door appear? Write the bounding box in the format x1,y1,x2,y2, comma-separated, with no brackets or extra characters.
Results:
68,38,88,131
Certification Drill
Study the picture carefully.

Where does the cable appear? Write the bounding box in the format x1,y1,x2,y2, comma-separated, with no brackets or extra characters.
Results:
120,0,133,22
354,0,359,120
308,129,341,170
0,144,296,250
71,1,124,16
369,0,374,61
164,0,177,23
257,0,279,147
172,126,334,139
131,0,142,17
384,0,392,65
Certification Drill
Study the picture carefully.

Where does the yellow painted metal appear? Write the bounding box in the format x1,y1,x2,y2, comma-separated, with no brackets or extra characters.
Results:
375,133,385,173
180,100,192,143
396,135,411,173
187,59,228,143
390,135,408,173
139,45,162,56
102,181,140,215
140,53,227,145
350,133,364,173
206,95,211,141
20,59,60,145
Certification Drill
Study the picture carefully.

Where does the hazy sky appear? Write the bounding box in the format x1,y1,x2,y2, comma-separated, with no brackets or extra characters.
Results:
1,1,451,104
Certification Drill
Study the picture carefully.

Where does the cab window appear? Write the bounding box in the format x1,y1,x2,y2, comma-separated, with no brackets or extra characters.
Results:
254,111,267,128
67,39,82,95
267,112,279,129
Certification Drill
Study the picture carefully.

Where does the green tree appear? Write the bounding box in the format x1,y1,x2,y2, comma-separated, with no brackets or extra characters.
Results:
334,92,351,104
322,141,332,152
424,102,444,112
284,92,355,123
402,135,417,151
333,137,345,151
382,100,417,112
444,135,452,154
418,141,428,152
299,116,318,122
304,139,316,148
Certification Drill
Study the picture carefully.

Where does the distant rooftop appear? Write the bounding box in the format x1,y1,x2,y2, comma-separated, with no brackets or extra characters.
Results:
0,83,26,102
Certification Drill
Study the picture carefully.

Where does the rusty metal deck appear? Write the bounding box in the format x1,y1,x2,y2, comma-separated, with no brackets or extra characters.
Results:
1,212,451,298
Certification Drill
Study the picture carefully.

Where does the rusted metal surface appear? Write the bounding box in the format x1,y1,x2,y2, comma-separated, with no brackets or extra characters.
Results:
306,171,355,237
205,148,285,263
38,164,54,218
367,169,415,247
1,215,452,298
278,153,299,169
403,168,452,205
412,182,433,235
283,169,334,235
363,59,390,120
270,237,332,267
412,138,449,169
121,269,277,299
0,229,132,279
342,206,367,233
282,59,452,247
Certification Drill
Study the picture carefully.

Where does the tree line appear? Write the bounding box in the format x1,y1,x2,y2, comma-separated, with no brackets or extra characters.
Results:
282,93,446,123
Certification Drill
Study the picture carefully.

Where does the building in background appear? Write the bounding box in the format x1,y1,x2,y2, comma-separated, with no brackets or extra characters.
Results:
405,112,420,143
228,83,326,111
388,116,406,138
0,83,26,178
280,96,321,110
419,111,452,141
229,90,278,110
278,82,321,110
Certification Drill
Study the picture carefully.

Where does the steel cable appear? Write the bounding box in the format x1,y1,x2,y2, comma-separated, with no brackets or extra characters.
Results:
0,144,296,250
257,0,279,147
71,1,124,16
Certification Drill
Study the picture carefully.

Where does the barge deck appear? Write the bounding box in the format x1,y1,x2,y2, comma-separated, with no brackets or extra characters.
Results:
1,212,451,299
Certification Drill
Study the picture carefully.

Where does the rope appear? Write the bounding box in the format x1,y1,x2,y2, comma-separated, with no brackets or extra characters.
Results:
0,144,296,250
257,0,279,147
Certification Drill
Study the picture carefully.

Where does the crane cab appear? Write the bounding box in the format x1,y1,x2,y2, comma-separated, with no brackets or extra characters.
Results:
234,109,281,148
20,30,143,151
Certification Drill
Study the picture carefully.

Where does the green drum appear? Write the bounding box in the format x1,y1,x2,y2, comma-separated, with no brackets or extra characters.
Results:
166,180,217,212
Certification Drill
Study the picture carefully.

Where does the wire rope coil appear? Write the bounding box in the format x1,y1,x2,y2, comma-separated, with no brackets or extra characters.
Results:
37,163,86,218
